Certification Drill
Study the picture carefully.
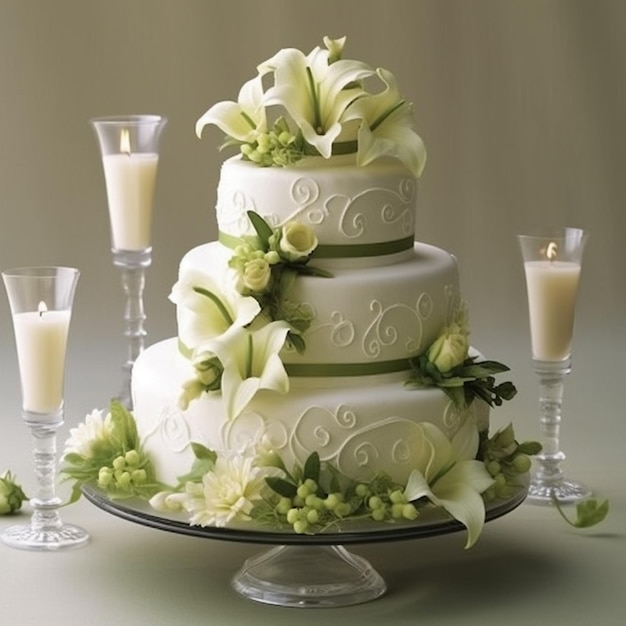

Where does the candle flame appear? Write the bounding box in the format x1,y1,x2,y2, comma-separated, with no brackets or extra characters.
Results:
546,241,558,261
120,128,131,155
38,301,47,317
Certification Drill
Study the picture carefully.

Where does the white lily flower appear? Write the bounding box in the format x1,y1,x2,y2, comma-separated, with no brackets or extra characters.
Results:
170,266,261,351
403,421,494,548
259,46,374,158
207,321,291,420
195,74,267,142
343,68,427,177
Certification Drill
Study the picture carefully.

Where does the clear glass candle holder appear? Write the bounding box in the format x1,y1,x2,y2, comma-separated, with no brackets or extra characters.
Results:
518,227,590,504
2,266,89,550
90,115,167,408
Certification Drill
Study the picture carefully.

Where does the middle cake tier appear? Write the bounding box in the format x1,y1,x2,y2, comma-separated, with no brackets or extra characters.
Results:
178,241,460,373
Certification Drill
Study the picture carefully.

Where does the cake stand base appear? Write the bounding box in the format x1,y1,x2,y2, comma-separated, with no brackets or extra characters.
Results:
1,522,90,551
231,545,386,608
526,476,591,505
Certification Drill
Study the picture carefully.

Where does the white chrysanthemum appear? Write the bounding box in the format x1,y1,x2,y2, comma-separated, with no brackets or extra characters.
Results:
63,409,114,458
182,455,269,527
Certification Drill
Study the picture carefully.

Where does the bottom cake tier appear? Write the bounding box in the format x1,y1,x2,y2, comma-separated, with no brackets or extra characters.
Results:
132,338,489,487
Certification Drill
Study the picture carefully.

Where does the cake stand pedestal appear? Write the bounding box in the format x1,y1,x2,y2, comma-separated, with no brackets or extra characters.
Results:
82,483,527,608
232,544,385,607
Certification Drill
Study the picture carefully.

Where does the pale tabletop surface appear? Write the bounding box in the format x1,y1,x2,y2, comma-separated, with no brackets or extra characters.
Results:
0,335,624,626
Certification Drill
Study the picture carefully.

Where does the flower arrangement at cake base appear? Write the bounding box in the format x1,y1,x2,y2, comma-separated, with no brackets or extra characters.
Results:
61,399,538,549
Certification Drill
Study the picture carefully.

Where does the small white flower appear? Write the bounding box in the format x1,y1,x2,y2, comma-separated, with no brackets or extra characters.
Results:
181,455,269,527
241,257,272,293
149,490,188,514
278,221,318,262
64,409,114,459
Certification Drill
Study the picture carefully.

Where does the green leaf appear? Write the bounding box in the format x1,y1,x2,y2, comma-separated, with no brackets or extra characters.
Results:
287,331,306,354
552,496,610,528
518,441,542,455
191,442,218,463
247,210,273,248
442,385,467,410
266,476,298,498
293,264,333,278
303,452,321,482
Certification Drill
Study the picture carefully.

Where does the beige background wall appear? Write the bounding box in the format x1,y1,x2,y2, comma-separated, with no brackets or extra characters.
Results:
0,0,624,447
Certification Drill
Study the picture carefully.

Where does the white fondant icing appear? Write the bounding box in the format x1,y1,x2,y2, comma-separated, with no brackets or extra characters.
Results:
132,339,489,486
216,155,416,250
180,241,459,368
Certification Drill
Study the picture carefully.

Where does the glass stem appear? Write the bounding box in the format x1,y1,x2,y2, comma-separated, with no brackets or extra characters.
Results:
28,423,63,532
113,249,151,409
533,359,570,485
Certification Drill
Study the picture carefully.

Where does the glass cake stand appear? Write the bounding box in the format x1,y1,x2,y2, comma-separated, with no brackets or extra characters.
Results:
82,482,527,608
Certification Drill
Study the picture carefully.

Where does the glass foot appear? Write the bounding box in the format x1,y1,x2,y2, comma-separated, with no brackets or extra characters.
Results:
526,476,591,505
1,522,90,551
231,545,386,608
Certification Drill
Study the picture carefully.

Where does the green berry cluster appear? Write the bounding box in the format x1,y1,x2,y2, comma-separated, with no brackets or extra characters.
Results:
262,452,420,533
240,118,303,167
97,449,148,494
273,477,354,534
363,486,419,523
479,425,541,502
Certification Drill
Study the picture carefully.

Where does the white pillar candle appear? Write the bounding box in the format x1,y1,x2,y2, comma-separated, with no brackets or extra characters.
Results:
102,152,158,251
524,260,581,361
13,304,71,414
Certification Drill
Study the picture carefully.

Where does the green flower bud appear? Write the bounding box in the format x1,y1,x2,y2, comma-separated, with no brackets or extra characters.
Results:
371,507,387,522
486,460,501,476
0,471,28,514
324,493,341,510
402,504,419,521
355,484,370,498
335,502,352,518
286,508,301,525
512,454,532,474
293,519,308,534
131,469,147,484
125,450,140,467
389,489,406,504
97,466,113,488
276,497,292,515
368,496,384,510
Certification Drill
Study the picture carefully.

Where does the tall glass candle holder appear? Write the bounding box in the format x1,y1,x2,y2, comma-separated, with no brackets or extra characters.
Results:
1,266,89,550
90,115,167,408
518,227,589,504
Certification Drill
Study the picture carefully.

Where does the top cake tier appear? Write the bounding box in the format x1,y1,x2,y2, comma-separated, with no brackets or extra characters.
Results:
216,154,417,264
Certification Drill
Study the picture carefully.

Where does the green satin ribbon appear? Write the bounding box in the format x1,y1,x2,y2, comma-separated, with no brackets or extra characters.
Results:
219,231,413,259
179,338,408,378
284,359,410,377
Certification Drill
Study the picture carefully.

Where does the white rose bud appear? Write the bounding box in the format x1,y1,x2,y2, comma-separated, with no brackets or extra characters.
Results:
242,258,272,293
427,327,469,373
279,222,318,262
